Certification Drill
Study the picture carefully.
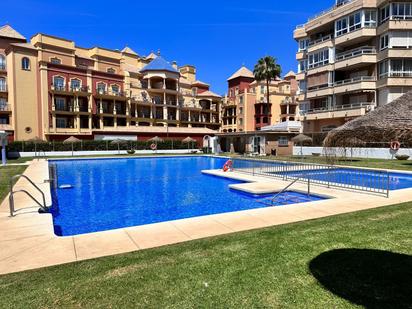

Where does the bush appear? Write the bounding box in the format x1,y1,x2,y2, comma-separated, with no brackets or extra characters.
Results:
7,140,198,152
312,153,321,157
395,155,410,161
127,149,135,155
202,147,212,154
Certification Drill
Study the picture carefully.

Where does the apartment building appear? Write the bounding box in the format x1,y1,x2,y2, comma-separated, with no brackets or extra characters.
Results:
294,0,412,134
221,66,298,133
0,25,221,142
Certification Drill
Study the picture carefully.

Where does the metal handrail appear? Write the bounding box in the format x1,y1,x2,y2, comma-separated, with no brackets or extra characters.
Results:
9,174,49,216
271,176,310,205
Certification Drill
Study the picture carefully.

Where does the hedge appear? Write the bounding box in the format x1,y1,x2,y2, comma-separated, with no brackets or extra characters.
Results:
7,140,198,152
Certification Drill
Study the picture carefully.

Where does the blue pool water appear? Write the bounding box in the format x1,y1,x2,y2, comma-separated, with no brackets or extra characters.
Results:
50,157,325,236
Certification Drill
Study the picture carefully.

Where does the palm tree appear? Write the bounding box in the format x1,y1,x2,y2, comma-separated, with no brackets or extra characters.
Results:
253,56,282,117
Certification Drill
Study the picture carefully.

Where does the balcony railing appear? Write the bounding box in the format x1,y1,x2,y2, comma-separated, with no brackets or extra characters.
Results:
334,76,376,86
335,47,376,61
96,89,126,97
305,102,374,114
0,104,10,111
306,0,353,23
308,35,333,47
54,104,74,112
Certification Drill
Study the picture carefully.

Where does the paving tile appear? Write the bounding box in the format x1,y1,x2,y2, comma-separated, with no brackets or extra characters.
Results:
212,211,271,232
172,216,233,239
74,230,139,261
126,222,190,249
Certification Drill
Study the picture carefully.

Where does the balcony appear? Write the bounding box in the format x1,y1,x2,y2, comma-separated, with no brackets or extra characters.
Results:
333,76,376,94
95,89,127,100
307,35,334,53
335,26,377,47
378,72,412,87
0,104,11,112
303,102,374,120
306,84,334,99
335,46,377,69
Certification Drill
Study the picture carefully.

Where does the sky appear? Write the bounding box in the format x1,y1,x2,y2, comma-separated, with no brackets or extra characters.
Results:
2,0,334,94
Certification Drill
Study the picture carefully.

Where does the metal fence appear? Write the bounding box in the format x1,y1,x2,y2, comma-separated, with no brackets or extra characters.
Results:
231,157,390,197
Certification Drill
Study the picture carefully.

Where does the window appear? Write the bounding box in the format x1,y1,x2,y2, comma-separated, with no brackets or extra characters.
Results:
390,3,412,20
298,60,307,73
70,79,81,90
0,78,6,91
278,136,289,147
380,5,390,23
0,98,7,111
97,83,106,94
107,68,116,74
298,39,309,51
55,97,65,111
50,57,61,64
56,117,67,128
192,87,197,96
380,34,389,50
239,96,243,104
349,12,362,32
308,49,329,69
239,107,243,114
111,84,119,94
0,55,5,70
260,85,265,94
21,57,30,70
53,76,65,90
364,10,377,27
336,18,348,36
379,60,389,78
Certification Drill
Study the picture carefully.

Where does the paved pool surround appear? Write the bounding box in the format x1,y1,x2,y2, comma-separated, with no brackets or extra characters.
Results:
1,157,412,275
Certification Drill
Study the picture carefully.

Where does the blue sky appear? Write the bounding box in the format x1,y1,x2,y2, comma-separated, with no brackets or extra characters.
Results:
2,0,333,94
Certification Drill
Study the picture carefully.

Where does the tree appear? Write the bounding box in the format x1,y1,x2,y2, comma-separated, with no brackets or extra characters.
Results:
253,56,282,118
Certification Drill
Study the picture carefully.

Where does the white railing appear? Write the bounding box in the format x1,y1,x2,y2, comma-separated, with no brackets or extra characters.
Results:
308,35,333,47
306,0,354,23
335,47,376,61
305,102,374,114
334,76,376,86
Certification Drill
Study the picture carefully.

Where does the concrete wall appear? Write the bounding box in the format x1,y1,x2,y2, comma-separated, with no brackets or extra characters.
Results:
293,146,412,160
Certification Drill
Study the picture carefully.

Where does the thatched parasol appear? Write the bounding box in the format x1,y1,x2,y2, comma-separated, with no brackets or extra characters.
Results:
324,91,412,149
182,136,196,151
63,136,81,156
292,134,313,156
110,139,128,154
148,136,164,143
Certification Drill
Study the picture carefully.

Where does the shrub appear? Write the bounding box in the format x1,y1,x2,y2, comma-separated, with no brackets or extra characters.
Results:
395,155,410,161
127,149,135,155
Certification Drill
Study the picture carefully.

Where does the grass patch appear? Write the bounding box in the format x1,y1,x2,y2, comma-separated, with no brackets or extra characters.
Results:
0,165,28,202
0,203,410,308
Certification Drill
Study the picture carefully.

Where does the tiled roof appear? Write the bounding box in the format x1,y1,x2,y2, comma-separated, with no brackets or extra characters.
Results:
9,42,36,50
140,56,179,74
227,66,254,81
192,80,210,87
145,52,157,60
197,90,221,98
284,71,296,78
0,25,26,40
121,46,138,56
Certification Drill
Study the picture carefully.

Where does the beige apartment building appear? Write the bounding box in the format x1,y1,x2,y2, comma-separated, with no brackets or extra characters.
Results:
294,0,412,134
221,66,299,133
0,25,221,143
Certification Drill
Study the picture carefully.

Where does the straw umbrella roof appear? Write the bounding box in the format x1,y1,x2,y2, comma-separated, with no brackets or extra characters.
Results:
324,91,412,147
292,134,313,144
63,136,81,144
182,136,196,143
110,139,128,145
148,136,164,142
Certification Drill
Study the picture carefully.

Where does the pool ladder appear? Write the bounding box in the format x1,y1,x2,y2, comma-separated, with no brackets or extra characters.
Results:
270,176,311,206
9,174,49,217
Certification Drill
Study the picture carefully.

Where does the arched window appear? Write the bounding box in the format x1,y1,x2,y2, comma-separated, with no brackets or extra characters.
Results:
107,68,116,74
70,79,81,90
0,55,5,70
21,57,30,70
50,57,61,65
97,82,106,94
111,84,119,95
0,77,6,91
53,76,65,90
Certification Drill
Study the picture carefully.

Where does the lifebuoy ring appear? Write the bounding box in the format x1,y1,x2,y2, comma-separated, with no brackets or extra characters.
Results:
223,159,233,172
150,143,157,150
390,141,401,151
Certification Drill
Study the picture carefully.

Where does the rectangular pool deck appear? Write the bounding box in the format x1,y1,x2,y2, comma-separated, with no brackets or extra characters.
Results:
1,157,412,275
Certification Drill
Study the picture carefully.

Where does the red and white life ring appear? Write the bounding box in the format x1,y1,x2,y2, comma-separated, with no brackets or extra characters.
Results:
390,141,401,151
150,143,157,150
223,159,233,172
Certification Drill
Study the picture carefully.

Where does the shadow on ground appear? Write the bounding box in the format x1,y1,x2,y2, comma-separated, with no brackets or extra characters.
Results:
309,248,412,308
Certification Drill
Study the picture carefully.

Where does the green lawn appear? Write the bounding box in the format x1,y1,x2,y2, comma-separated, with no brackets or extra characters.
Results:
0,203,410,308
0,165,28,202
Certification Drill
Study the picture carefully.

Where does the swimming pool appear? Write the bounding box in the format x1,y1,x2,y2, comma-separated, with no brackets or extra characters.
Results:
49,156,325,236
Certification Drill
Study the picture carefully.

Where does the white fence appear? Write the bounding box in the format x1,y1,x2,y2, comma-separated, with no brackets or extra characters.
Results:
293,146,412,160
9,149,200,158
